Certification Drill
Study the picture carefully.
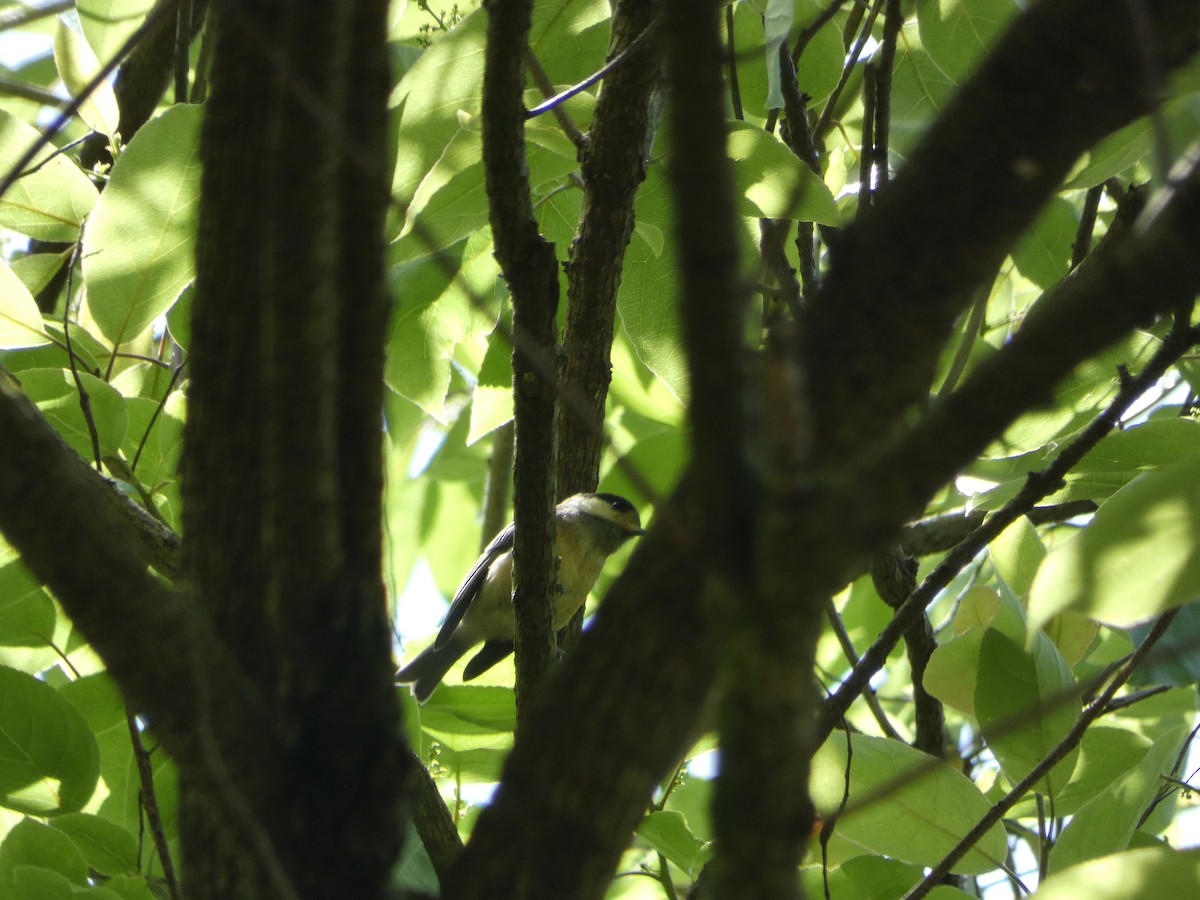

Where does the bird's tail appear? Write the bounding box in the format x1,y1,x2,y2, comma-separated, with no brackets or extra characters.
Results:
396,636,469,703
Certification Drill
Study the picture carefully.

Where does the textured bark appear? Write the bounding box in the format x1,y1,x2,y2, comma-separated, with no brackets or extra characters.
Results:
479,0,561,716
180,1,406,897
557,0,662,498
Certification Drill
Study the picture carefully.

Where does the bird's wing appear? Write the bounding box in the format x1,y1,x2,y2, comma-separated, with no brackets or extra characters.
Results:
433,520,516,650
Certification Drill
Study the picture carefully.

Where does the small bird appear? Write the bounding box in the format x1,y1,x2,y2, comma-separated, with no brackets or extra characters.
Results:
396,492,645,702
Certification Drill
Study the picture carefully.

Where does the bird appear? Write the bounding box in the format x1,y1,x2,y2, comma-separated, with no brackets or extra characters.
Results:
396,492,645,702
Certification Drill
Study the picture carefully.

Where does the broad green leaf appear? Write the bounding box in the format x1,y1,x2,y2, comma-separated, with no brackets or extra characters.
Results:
917,0,1020,83
53,18,119,136
0,109,98,241
57,675,174,841
48,813,137,876
729,122,840,224
0,258,49,349
975,628,1079,798
386,235,501,420
77,0,155,67
1078,419,1200,474
82,104,202,345
1049,725,1186,874
889,23,956,158
636,810,710,877
810,733,1007,874
618,165,687,399
395,118,578,260
925,626,987,714
1050,727,1152,818
1011,197,1078,289
10,251,71,300
10,863,76,897
1029,453,1200,630
0,820,88,889
390,0,608,221
0,561,56,648
20,368,128,461
762,0,794,109
989,515,1046,597
466,320,513,445
100,875,162,900
1030,846,1200,900
119,393,185,528
419,685,515,736
0,667,100,815
1127,599,1200,687
801,856,974,900
795,14,844,106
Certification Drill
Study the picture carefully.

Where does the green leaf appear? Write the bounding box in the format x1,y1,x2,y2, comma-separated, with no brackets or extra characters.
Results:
82,104,203,345
48,813,138,877
1050,726,1152,818
10,251,71,301
729,122,840,224
419,685,515,736
0,258,49,350
0,560,56,648
1030,846,1200,899
800,856,974,900
917,0,1021,83
636,810,710,877
974,628,1079,798
1049,726,1186,874
20,368,128,461
810,733,1008,875
0,109,98,241
101,874,164,900
0,667,100,815
1011,197,1078,289
762,0,794,109
1127,600,1200,687
385,235,501,421
889,23,957,159
989,515,1046,598
53,18,119,136
0,819,88,888
618,165,687,399
57,677,179,861
1029,453,1200,630
77,0,155,67
795,13,844,106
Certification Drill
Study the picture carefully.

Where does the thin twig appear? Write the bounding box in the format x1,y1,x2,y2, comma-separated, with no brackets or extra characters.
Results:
61,243,102,470
526,16,661,119
126,710,181,900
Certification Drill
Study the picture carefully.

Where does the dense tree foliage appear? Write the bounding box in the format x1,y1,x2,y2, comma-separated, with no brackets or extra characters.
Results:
2,0,1200,898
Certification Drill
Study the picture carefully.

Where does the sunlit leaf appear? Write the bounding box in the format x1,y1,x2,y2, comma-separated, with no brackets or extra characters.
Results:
0,109,98,241
975,628,1079,798
1031,846,1200,899
1049,726,1186,874
0,667,100,816
1029,453,1200,630
810,733,1007,874
0,258,49,350
53,18,119,136
82,104,202,345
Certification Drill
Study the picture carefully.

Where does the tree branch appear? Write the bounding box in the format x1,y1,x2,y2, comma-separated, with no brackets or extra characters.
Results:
480,0,560,716
0,380,276,810
803,0,1200,464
